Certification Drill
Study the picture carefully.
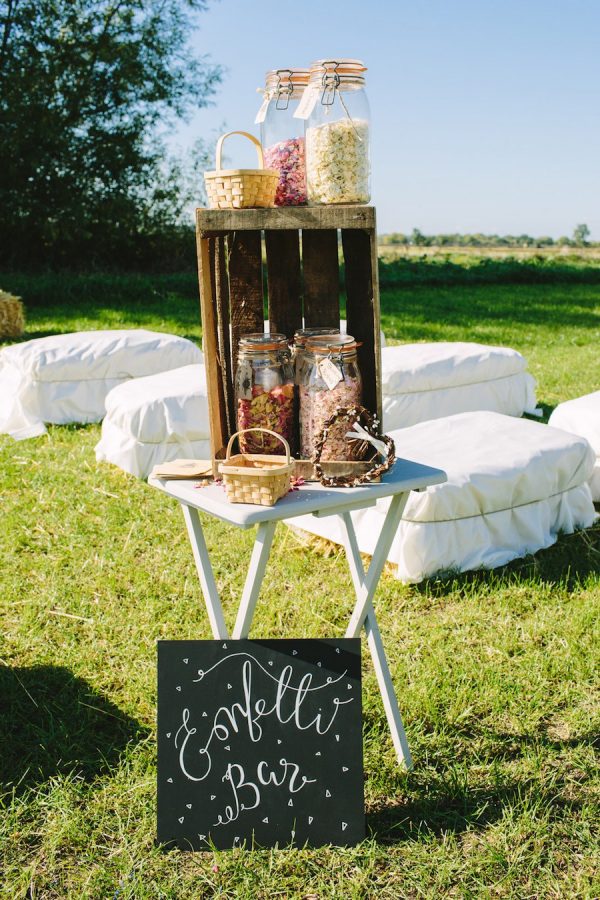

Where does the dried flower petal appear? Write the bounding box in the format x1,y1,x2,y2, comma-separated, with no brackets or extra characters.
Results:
264,138,307,206
237,383,295,454
306,118,369,204
299,377,361,460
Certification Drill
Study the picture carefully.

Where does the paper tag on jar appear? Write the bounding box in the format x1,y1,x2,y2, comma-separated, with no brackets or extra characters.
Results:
318,358,343,390
293,85,318,120
254,95,270,125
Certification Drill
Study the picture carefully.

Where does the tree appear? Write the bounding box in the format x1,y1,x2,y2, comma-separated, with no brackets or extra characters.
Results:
411,228,427,247
0,0,221,268
573,224,590,246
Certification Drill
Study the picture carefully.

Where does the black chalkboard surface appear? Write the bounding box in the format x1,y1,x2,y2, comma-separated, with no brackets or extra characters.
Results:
157,639,364,850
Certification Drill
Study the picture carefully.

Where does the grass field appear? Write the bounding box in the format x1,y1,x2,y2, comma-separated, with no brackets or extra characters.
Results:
1,266,599,898
378,245,600,262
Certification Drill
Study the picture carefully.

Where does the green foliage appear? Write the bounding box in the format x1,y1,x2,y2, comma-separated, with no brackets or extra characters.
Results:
573,224,591,246
0,0,220,269
380,230,599,249
0,275,599,895
376,253,600,288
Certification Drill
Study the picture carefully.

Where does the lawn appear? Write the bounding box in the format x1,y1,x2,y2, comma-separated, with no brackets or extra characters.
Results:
0,270,599,898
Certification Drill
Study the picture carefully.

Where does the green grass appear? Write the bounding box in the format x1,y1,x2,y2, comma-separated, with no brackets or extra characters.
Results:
1,270,599,898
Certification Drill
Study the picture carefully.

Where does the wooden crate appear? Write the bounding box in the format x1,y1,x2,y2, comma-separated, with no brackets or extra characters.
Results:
196,205,381,463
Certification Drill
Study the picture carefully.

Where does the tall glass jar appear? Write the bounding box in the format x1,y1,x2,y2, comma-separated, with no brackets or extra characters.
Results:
303,59,370,205
256,68,309,206
292,325,340,384
299,334,362,460
235,333,295,454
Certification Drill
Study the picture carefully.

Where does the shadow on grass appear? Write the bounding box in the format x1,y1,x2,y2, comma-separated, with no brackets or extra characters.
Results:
367,773,587,843
367,720,596,843
0,664,148,798
416,521,600,596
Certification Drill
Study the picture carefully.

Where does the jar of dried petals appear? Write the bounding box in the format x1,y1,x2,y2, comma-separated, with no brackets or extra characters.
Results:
256,68,309,206
296,59,371,205
235,333,296,454
299,334,362,460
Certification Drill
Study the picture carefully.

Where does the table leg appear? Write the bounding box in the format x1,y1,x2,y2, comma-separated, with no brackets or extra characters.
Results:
181,504,229,639
339,499,413,770
232,520,277,639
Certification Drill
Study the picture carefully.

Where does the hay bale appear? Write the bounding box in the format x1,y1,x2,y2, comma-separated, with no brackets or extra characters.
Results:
0,290,25,339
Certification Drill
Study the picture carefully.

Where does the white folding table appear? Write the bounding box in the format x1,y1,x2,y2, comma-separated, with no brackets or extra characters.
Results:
149,457,446,770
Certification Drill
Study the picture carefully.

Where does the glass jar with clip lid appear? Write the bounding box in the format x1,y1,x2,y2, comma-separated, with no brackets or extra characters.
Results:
256,68,310,206
296,58,371,205
299,334,363,460
235,333,296,454
292,325,340,385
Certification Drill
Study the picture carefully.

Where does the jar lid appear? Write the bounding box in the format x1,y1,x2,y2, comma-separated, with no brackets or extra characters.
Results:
305,333,360,355
293,326,340,348
238,333,289,352
265,68,310,93
309,59,367,85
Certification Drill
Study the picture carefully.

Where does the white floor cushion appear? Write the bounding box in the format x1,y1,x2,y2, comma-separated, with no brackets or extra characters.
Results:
382,342,537,430
95,364,210,478
549,391,600,501
0,329,203,440
287,411,597,583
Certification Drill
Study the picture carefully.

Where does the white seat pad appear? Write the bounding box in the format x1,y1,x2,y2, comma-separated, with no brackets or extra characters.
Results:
288,411,597,583
0,329,202,439
381,342,537,430
95,364,210,478
549,391,600,500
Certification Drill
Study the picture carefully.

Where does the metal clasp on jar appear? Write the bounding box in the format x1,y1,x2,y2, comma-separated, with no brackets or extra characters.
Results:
275,69,294,110
320,61,341,106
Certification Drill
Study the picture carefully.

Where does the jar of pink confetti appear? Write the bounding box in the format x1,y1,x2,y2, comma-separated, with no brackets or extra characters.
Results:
256,68,309,206
299,335,362,460
235,333,296,455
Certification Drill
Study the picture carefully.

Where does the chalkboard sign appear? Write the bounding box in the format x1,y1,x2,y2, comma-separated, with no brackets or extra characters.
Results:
157,639,364,850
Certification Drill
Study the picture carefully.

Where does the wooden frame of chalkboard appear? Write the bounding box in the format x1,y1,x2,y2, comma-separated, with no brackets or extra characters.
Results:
157,638,364,850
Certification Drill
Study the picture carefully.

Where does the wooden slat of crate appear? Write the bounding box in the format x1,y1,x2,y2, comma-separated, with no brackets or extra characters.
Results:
197,234,229,457
196,206,382,460
227,230,264,380
197,205,375,235
302,229,339,328
342,225,381,418
214,235,235,436
264,230,302,337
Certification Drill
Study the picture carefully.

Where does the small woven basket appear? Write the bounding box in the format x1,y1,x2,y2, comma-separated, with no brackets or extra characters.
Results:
204,131,278,210
218,428,294,506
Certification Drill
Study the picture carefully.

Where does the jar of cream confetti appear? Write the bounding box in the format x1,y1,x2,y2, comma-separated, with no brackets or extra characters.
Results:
298,59,371,206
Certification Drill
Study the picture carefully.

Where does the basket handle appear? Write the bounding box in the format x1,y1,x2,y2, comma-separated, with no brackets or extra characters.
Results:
226,428,291,463
215,131,265,172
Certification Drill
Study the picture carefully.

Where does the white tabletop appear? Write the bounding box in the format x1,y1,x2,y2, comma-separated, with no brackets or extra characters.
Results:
149,457,446,528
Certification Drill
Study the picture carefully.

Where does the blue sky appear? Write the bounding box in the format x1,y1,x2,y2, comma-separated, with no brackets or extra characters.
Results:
174,0,600,238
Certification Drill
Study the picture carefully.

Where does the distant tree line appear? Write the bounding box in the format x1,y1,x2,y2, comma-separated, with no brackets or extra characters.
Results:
380,224,595,249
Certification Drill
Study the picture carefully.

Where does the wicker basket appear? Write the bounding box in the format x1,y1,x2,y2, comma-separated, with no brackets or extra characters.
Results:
204,131,278,210
218,428,294,506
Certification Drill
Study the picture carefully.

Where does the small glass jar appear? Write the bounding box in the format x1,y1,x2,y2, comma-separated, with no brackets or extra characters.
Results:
257,68,309,206
299,334,362,460
235,333,295,454
292,326,340,384
304,59,371,205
